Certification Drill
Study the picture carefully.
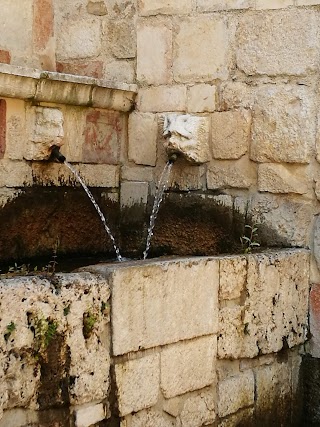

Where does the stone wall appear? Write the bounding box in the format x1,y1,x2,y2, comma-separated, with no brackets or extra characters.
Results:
0,249,309,426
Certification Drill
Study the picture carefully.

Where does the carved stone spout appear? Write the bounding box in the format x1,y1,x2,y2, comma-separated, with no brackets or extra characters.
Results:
163,114,211,164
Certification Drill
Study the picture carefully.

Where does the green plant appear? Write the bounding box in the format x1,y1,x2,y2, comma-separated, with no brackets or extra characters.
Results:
33,316,58,356
4,321,16,342
63,304,71,316
240,224,260,254
83,311,97,339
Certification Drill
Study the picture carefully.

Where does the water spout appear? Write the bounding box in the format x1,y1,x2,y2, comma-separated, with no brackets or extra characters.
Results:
50,145,66,163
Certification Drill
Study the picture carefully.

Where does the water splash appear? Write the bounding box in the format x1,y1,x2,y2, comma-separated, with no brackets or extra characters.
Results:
64,161,123,262
143,161,173,260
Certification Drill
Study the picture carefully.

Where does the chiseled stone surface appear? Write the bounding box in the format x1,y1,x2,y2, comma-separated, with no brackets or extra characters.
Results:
0,160,32,188
218,370,255,417
110,258,219,355
219,256,247,301
197,0,254,11
258,163,310,195
139,0,192,16
75,403,105,427
160,336,217,398
187,84,216,113
179,389,216,427
207,157,257,190
123,408,175,427
137,85,187,113
115,354,160,416
128,112,157,166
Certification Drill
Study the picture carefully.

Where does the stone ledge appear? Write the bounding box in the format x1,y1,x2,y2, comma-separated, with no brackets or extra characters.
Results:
0,64,137,112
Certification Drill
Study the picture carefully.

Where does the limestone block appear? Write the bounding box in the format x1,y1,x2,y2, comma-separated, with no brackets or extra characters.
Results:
5,99,26,161
75,403,105,427
309,284,320,357
77,164,119,187
236,10,319,76
0,188,21,208
137,86,187,113
121,166,154,182
179,390,216,427
256,0,293,8
169,164,206,191
207,158,257,190
163,114,211,164
313,216,320,277
103,59,136,84
115,354,160,416
108,20,136,59
161,336,217,398
25,106,64,161
219,256,247,300
56,17,101,60
216,360,240,382
139,0,192,15
187,84,216,113
0,408,39,427
296,0,320,3
218,408,254,427
197,0,254,10
0,73,36,101
59,106,85,163
173,16,231,82
34,80,92,106
92,87,136,112
128,112,157,166
218,371,254,417
137,19,172,85
87,1,108,15
120,181,149,207
110,258,219,355
248,194,313,247
33,0,55,71
251,85,315,164
125,408,175,427
258,164,310,195
56,60,104,79
0,160,32,187
211,109,251,160
220,82,254,110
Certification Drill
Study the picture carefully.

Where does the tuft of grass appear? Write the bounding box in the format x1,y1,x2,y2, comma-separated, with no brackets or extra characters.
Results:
240,224,260,254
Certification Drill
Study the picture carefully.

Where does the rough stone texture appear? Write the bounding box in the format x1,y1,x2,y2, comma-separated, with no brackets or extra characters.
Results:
107,20,136,59
115,354,160,416
137,85,187,113
163,114,211,164
76,164,119,187
218,408,254,427
256,0,293,8
121,166,154,182
0,99,6,160
197,0,254,11
33,0,55,71
314,217,320,280
124,408,175,427
0,160,32,187
248,194,313,247
219,256,247,300
251,85,316,164
218,371,255,417
128,112,157,166
109,258,219,355
211,109,251,160
25,106,64,161
4,99,25,161
56,60,104,78
74,403,105,427
207,158,257,190
139,0,192,16
120,181,149,207
236,10,319,76
160,336,217,398
258,163,310,195
137,19,172,85
173,16,231,82
179,389,216,427
187,84,216,113
309,284,320,358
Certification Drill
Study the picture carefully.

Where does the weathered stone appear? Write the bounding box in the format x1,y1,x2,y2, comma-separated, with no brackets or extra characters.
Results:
218,407,254,427
187,84,216,113
128,112,157,166
33,0,55,71
137,19,172,85
218,371,254,417
103,59,136,84
251,85,315,164
169,163,206,191
163,114,211,164
109,258,219,355
249,194,313,247
161,336,217,398
296,0,320,3
120,181,149,207
77,164,119,188
56,17,101,60
35,80,92,107
207,158,257,190
211,109,251,160
173,16,231,82
4,99,25,161
216,360,240,382
0,160,32,187
0,99,6,160
125,408,175,427
75,403,105,427
121,166,154,182
309,284,320,358
255,0,293,8
108,20,136,59
219,256,247,300
258,163,310,195
87,0,107,15
163,396,182,418
137,86,187,113
139,0,192,15
179,389,216,427
115,354,160,416
56,60,104,78
236,10,319,76
197,0,254,11
25,106,64,161
0,50,11,64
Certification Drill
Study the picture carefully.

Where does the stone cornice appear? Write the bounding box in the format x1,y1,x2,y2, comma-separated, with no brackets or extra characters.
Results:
0,64,137,112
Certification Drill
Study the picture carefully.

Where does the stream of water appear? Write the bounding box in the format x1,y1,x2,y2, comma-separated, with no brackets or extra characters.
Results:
64,161,123,262
143,161,173,260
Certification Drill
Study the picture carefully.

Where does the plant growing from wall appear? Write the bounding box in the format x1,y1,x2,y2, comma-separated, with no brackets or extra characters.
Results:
240,224,260,254
83,311,97,339
4,321,16,342
33,315,58,358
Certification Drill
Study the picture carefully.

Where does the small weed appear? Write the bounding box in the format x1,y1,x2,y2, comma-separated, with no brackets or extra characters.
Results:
240,224,260,254
4,321,16,342
63,305,71,316
33,316,58,356
83,312,97,339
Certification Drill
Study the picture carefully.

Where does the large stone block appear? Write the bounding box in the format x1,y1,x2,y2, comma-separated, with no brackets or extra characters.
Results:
0,160,32,187
137,86,187,113
128,112,157,166
207,158,257,190
110,258,219,355
211,109,251,160
137,19,172,85
197,0,254,11
160,336,217,398
124,408,175,427
187,84,216,113
219,256,247,301
4,99,25,161
251,85,316,164
255,0,293,8
139,0,192,15
115,354,160,416
75,403,105,427
107,20,136,59
218,371,254,417
236,10,319,76
173,16,231,82
120,181,149,208
258,163,310,195
179,390,216,427
309,284,320,357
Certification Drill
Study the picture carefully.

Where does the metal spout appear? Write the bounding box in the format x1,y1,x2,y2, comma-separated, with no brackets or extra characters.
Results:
168,153,178,164
50,145,66,163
